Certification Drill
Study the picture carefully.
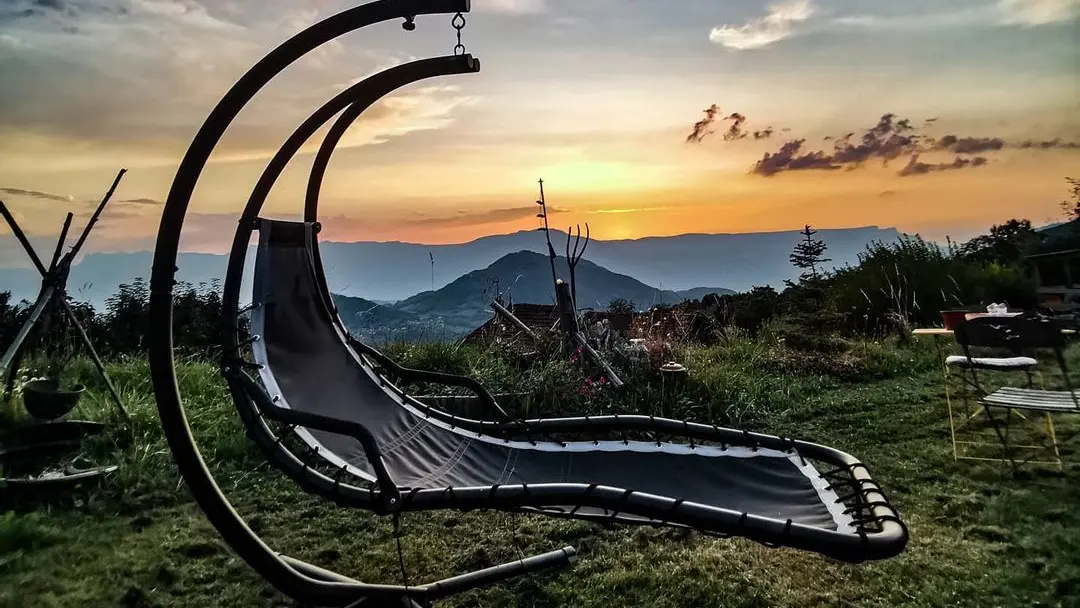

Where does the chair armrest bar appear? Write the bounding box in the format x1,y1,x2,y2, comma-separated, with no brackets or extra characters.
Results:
232,369,402,511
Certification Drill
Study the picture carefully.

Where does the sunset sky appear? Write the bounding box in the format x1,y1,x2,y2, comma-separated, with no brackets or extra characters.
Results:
0,0,1078,265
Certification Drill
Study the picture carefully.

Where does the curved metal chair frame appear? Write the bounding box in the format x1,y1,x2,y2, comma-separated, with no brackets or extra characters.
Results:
148,2,907,606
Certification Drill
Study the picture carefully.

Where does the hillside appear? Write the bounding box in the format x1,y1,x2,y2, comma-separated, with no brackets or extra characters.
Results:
0,225,902,306
317,225,900,301
330,293,433,342
392,251,729,336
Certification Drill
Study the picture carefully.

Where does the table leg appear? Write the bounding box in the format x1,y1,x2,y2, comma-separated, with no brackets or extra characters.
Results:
940,336,961,461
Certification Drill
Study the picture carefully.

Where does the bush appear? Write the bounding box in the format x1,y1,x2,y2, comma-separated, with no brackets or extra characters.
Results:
0,278,237,365
710,286,780,336
826,235,1037,336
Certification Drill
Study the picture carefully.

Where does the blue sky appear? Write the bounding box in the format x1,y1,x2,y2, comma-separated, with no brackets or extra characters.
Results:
0,0,1077,262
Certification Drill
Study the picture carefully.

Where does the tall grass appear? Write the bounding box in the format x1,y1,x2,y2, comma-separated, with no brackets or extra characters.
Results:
828,235,1037,336
366,332,940,429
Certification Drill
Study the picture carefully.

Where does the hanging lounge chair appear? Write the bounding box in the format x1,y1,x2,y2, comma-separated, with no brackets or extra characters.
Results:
145,2,908,606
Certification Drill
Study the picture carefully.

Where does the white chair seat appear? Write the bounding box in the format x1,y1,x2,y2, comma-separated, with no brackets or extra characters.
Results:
945,355,1037,371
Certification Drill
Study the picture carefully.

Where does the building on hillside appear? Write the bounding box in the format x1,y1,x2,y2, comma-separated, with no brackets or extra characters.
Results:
1029,218,1080,313
462,303,560,345
1027,248,1080,313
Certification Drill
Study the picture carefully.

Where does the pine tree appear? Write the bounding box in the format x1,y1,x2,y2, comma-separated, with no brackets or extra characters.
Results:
1062,176,1080,219
789,225,831,282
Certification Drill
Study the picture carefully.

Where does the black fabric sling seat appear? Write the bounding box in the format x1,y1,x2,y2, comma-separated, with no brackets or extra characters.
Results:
241,218,907,564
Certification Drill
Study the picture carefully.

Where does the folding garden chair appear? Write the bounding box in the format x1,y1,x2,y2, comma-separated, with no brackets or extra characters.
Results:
944,317,1038,463
954,315,1079,472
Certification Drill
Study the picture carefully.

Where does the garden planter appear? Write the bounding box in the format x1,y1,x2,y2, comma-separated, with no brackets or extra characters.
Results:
22,379,85,421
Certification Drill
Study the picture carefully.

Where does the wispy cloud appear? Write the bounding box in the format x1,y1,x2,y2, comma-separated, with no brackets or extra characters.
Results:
829,1,1077,32
998,0,1080,25
831,8,996,31
686,104,720,143
1017,138,1080,149
685,107,766,144
118,197,164,205
898,154,989,176
0,1,473,170
0,186,74,203
709,0,816,50
1,187,165,208
402,205,564,228
587,207,677,214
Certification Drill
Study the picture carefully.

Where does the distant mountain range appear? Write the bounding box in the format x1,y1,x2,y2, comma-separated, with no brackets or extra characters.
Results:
0,225,902,309
331,251,734,339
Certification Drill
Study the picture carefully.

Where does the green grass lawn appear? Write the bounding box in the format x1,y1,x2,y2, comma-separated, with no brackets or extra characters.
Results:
1,337,1078,608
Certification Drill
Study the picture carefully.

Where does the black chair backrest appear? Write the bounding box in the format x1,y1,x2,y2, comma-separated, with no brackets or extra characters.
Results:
954,315,1065,350
955,314,1076,396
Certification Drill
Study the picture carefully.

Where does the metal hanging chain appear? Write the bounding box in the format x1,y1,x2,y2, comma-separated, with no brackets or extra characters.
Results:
452,12,467,56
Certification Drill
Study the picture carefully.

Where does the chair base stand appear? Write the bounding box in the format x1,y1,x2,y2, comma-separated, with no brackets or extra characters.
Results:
281,545,578,607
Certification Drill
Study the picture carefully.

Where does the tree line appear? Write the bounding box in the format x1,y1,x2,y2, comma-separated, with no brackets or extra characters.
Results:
1,279,227,363
666,184,1077,343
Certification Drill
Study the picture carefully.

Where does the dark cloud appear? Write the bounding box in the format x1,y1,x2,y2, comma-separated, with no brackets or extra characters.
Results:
0,0,126,23
752,113,921,176
0,186,72,202
747,112,1048,178
1,0,71,22
829,114,920,165
931,135,1005,154
897,154,988,177
751,139,842,176
686,106,770,144
686,104,720,143
1017,138,1080,150
722,112,748,141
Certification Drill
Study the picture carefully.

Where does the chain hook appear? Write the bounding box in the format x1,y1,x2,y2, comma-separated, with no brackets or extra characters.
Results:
451,12,467,56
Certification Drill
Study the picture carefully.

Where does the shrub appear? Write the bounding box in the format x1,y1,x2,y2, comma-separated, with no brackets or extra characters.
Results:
826,235,1037,336
698,286,780,338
